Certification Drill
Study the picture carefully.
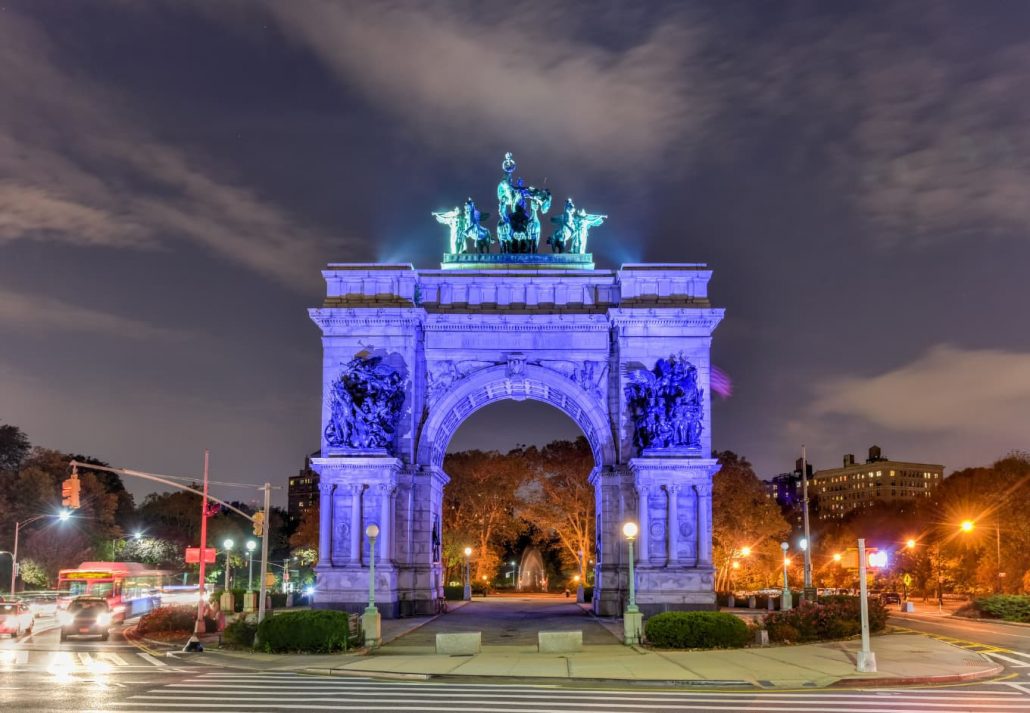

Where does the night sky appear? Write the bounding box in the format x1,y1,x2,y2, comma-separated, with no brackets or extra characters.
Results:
2,2,1028,505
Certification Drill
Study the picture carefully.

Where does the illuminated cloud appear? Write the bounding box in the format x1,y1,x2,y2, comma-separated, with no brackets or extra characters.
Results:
0,10,343,287
0,288,188,342
240,1,717,171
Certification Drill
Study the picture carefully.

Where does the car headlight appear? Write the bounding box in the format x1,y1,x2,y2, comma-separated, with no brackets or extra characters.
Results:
57,611,74,626
95,613,111,627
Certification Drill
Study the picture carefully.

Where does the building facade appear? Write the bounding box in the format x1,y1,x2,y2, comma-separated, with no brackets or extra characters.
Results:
813,446,943,520
287,452,320,525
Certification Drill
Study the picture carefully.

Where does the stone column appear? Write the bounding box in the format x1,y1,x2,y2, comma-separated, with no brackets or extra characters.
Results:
637,484,649,565
667,484,680,565
317,482,334,567
349,484,362,565
695,482,713,567
378,484,394,565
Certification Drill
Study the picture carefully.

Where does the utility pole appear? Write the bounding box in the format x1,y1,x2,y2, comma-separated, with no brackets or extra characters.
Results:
800,445,813,594
257,482,272,623
185,450,210,652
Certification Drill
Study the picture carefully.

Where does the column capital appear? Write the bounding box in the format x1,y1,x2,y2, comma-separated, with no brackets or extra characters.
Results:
694,482,712,497
318,482,336,495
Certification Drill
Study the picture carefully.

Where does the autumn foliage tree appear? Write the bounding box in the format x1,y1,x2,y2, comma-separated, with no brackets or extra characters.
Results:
517,437,595,583
442,449,522,582
712,451,791,591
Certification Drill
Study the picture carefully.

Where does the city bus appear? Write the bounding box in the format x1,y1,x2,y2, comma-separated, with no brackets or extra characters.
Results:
56,562,170,620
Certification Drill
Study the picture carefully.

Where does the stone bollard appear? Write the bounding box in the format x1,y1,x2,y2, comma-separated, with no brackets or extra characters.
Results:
749,595,757,609
755,629,769,646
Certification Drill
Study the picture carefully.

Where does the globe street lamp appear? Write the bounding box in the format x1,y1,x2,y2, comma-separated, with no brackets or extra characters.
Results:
222,539,234,591
463,547,473,601
363,523,381,648
246,540,257,591
511,560,519,590
577,549,586,603
622,521,642,645
780,541,792,610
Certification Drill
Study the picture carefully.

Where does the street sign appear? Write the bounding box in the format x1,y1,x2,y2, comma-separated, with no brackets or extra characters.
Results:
265,573,277,586
902,573,912,586
185,547,216,564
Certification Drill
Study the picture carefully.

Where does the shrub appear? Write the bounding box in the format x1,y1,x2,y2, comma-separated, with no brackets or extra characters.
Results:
975,595,1030,623
223,616,258,648
138,605,196,634
443,585,464,600
644,611,750,649
256,610,351,653
762,597,887,643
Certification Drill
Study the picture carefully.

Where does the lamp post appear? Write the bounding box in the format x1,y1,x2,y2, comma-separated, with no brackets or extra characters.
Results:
10,511,71,596
363,523,381,648
463,547,472,600
960,519,1004,593
780,541,792,610
222,539,234,591
246,540,257,591
622,521,642,645
577,549,585,603
511,560,519,590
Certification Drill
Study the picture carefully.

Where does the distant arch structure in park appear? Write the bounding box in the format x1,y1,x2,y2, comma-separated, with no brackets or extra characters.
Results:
308,154,724,617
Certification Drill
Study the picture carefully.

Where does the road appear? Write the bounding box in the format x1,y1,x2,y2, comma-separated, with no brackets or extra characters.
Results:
890,608,1030,678
0,610,1028,711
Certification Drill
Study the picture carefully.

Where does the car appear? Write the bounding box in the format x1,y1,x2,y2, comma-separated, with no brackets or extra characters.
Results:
880,591,902,605
27,595,58,619
58,598,112,641
0,600,33,638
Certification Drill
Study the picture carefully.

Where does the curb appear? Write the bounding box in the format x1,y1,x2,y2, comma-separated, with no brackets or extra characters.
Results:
312,668,755,689
831,661,1005,688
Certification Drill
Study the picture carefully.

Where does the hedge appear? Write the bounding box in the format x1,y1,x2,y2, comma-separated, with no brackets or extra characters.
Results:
762,596,888,643
255,610,352,653
138,605,196,634
974,595,1030,623
223,616,259,648
644,611,750,649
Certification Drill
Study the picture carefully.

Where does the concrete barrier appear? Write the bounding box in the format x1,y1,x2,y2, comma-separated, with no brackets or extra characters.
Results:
538,630,582,653
436,632,481,655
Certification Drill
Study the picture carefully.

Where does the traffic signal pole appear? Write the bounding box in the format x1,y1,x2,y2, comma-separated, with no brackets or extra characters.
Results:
185,451,210,652
257,483,272,623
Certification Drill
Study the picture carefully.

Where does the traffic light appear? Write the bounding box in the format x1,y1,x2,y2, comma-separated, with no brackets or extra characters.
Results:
252,511,265,537
61,474,81,509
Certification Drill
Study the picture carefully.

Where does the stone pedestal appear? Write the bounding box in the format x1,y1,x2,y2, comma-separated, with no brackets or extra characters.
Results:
623,610,643,645
242,591,257,613
627,457,720,614
361,608,382,648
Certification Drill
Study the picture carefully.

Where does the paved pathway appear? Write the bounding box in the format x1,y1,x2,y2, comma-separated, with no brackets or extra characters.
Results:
383,596,619,648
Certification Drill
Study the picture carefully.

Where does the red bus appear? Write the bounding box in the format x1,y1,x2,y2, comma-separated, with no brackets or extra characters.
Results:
56,562,169,620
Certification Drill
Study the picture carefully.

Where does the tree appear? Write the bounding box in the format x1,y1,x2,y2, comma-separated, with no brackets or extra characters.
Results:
517,437,595,584
442,449,523,582
290,507,319,563
0,423,31,472
712,451,791,591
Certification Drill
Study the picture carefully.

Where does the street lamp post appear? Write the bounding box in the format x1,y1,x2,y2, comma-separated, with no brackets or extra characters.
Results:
220,539,234,614
363,523,381,648
10,511,71,596
222,539,234,591
577,549,585,603
622,521,642,646
780,541,792,610
463,547,472,601
961,519,1004,593
511,560,519,590
246,540,257,591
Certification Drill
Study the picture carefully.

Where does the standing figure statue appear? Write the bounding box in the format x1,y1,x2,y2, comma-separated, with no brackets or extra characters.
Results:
432,206,467,254
463,197,492,254
568,208,607,254
496,152,552,254
548,198,577,253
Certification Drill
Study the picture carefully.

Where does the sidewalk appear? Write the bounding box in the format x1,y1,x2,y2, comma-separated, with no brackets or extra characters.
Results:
174,629,1002,689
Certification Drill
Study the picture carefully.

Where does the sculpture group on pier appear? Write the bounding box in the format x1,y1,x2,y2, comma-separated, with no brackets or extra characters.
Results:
324,354,407,452
625,355,705,452
433,152,606,256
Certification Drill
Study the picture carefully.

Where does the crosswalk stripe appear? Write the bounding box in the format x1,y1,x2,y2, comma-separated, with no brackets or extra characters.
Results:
137,652,168,667
106,703,1030,712
988,653,1030,668
99,652,129,666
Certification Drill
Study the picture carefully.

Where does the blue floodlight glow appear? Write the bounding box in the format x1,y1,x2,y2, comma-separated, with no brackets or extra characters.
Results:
868,550,889,568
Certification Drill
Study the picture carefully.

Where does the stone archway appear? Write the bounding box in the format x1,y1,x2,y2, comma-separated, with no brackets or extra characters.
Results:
309,262,723,617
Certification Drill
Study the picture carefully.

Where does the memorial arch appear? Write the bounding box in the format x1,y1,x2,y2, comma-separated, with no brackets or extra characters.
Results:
308,155,724,617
